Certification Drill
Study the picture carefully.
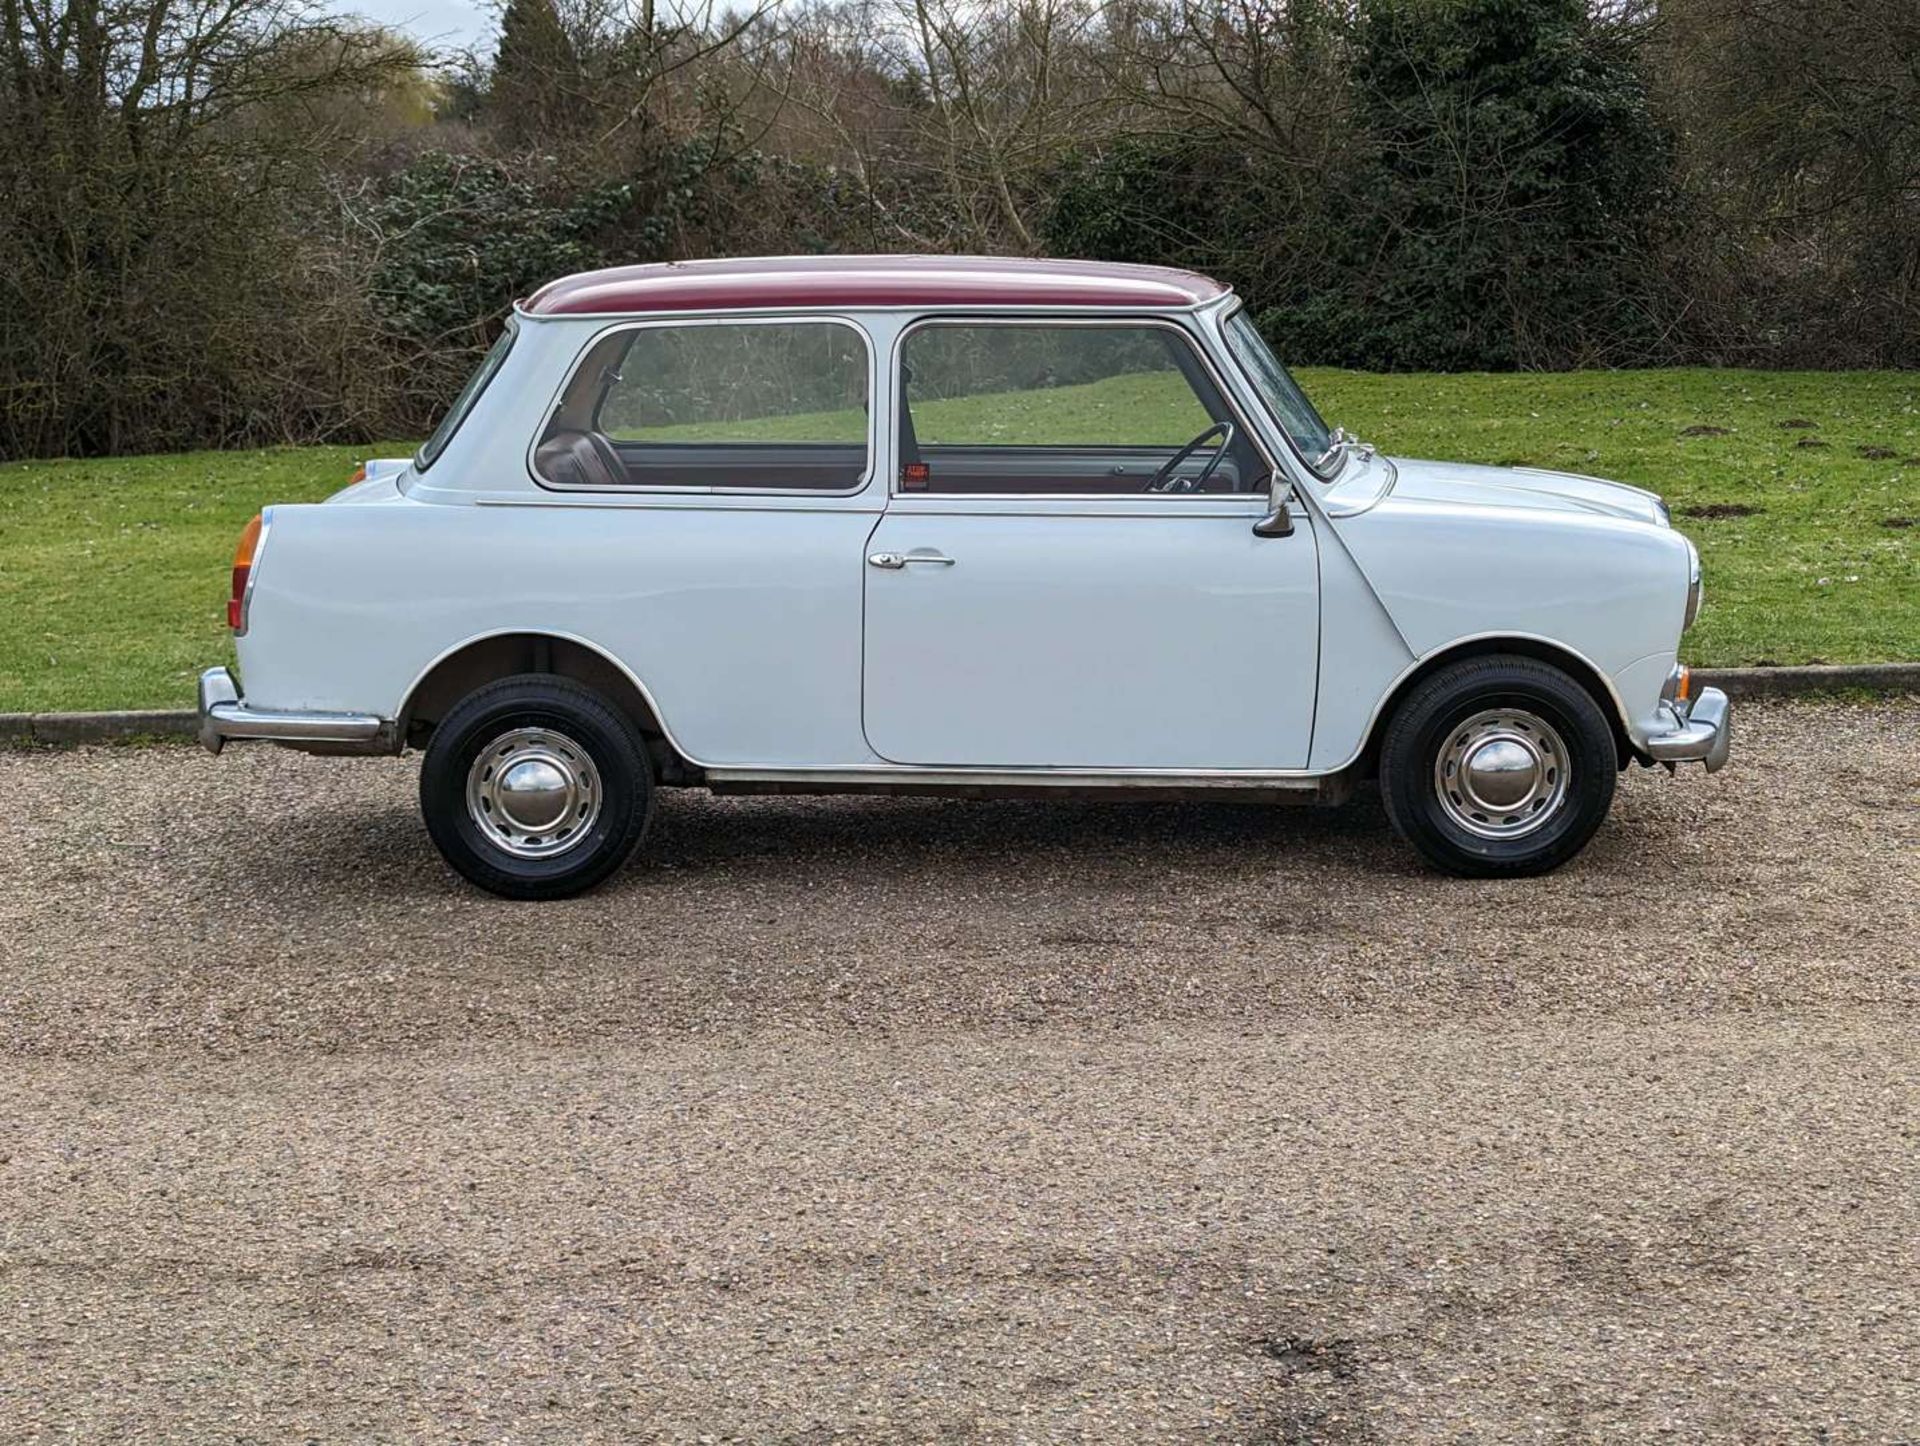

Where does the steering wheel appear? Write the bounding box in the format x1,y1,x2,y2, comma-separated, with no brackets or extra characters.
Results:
1145,421,1235,493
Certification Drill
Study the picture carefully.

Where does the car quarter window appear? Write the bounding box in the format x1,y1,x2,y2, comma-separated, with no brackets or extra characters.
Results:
418,320,516,471
534,320,869,491
897,322,1263,497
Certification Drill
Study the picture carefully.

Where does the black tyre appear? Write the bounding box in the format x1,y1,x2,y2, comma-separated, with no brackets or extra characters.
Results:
1379,654,1617,878
419,674,652,900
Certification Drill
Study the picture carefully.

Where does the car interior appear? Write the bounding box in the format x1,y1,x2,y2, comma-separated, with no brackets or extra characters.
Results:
534,324,870,492
898,327,1263,497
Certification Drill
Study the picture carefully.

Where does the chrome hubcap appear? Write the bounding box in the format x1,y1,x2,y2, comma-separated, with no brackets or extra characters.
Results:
466,727,600,859
1433,708,1570,840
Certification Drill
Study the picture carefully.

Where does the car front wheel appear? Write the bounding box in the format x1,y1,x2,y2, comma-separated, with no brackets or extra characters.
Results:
419,674,652,900
1379,654,1618,878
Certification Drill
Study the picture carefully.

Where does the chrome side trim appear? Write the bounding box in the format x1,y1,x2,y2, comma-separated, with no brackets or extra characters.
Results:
705,764,1324,790
1643,687,1732,771
197,667,385,756
474,495,886,513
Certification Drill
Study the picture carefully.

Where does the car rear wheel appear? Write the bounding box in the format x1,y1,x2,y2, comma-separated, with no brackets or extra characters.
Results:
1379,655,1617,877
419,675,652,900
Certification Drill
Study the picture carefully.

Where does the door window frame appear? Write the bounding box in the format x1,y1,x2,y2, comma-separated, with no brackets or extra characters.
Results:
886,314,1278,506
525,313,880,498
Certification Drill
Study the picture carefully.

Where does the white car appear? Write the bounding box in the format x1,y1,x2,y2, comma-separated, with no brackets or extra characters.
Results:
199,255,1729,898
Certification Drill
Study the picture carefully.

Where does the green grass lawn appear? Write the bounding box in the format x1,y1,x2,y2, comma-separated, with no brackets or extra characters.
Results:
0,446,391,714
621,369,1212,446
1312,368,1919,674
1,369,1914,713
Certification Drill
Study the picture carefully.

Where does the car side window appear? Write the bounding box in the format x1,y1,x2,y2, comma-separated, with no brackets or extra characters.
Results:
534,320,869,491
897,323,1260,496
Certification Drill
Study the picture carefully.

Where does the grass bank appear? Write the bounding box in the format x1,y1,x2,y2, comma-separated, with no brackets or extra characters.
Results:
0,369,1913,713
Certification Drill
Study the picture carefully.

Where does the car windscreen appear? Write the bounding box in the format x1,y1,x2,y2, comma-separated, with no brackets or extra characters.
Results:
416,319,517,471
1222,309,1334,472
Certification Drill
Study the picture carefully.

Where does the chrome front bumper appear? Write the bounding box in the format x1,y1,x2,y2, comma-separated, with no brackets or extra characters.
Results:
197,666,386,756
1643,686,1732,771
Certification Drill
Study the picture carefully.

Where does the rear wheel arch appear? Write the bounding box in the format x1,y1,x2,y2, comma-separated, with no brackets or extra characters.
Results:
419,673,654,899
398,631,693,777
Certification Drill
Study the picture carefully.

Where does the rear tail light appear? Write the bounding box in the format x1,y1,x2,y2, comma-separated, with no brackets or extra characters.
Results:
228,511,265,633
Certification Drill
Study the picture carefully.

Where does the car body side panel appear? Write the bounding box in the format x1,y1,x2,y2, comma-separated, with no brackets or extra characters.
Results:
1325,498,1692,749
400,319,592,509
235,497,884,768
1306,527,1417,772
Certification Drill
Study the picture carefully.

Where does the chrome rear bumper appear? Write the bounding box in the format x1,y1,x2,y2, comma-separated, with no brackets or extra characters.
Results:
1643,686,1732,771
197,666,386,756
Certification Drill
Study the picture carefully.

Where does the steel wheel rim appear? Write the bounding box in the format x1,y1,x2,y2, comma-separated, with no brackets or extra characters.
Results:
1432,707,1570,841
465,726,601,860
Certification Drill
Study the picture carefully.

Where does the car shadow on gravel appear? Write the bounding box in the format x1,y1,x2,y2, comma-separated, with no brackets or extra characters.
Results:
184,751,1703,914
647,786,1397,871
201,772,1415,907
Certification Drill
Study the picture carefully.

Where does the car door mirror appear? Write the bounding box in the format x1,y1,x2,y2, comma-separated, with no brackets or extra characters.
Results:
1252,474,1295,538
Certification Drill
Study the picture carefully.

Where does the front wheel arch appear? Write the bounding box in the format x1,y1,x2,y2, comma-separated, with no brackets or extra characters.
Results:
1378,652,1621,877
1359,637,1635,777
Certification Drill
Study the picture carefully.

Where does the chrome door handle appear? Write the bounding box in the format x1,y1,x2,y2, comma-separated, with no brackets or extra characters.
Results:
868,551,954,569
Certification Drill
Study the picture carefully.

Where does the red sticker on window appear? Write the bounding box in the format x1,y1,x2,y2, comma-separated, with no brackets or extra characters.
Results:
901,461,931,490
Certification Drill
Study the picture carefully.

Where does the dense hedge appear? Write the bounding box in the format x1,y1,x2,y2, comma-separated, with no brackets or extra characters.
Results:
1,0,1913,459
1045,0,1676,372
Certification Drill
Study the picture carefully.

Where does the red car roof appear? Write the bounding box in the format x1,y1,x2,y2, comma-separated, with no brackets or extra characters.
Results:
521,255,1230,317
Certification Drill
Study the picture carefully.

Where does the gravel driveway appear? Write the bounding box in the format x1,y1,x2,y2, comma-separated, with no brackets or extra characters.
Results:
2,700,1916,1441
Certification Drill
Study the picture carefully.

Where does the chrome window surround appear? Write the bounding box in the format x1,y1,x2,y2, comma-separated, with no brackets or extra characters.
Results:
526,314,878,498
887,314,1280,503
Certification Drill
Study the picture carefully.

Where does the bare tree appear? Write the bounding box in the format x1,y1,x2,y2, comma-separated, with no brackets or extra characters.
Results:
0,0,422,455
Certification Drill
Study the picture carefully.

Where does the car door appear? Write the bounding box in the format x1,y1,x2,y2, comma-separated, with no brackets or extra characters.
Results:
862,318,1319,771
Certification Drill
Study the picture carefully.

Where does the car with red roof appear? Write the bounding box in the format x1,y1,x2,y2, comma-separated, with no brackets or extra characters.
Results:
199,255,1728,898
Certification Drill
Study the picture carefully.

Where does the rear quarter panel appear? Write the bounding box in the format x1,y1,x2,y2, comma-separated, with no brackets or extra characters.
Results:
236,495,882,768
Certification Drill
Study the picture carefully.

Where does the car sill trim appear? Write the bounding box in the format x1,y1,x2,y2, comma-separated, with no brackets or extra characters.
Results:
704,764,1324,790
